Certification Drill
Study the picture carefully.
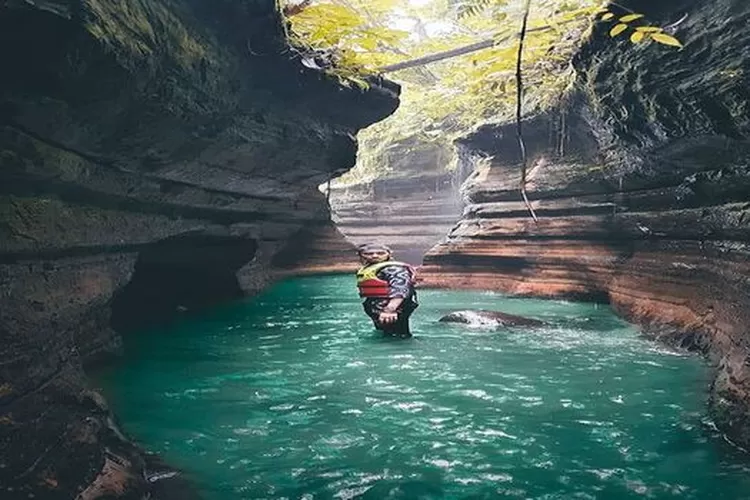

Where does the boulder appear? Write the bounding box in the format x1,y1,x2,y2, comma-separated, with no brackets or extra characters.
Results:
439,310,546,328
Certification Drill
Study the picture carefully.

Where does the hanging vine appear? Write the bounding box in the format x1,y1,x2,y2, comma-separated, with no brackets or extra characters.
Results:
515,0,538,222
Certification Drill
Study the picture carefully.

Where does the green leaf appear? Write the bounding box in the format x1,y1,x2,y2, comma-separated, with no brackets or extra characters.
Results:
635,26,663,33
609,24,628,37
357,36,379,51
619,13,645,23
601,12,614,21
630,31,645,43
651,32,683,48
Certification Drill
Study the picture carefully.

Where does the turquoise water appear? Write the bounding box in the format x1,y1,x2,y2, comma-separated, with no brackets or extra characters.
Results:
95,275,750,499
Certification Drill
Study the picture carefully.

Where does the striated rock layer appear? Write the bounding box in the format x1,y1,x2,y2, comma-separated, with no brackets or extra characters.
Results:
421,0,750,447
0,1,398,498
331,173,464,265
271,217,362,276
330,139,468,265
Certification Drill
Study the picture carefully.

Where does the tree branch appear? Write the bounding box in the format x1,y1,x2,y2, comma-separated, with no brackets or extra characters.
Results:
379,18,580,73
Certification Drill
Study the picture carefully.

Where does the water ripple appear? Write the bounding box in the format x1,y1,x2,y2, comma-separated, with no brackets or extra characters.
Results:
96,275,749,500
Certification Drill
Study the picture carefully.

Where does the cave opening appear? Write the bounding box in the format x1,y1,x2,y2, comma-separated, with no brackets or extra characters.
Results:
110,233,257,332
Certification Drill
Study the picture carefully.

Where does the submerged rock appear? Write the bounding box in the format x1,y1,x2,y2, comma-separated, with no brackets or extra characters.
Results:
439,310,545,328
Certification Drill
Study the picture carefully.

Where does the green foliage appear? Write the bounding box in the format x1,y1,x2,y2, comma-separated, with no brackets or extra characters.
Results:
282,0,408,87
282,0,600,111
83,0,209,68
280,1,683,186
453,0,509,18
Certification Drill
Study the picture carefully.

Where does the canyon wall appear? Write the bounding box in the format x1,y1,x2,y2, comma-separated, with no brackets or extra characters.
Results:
420,0,750,447
0,1,398,498
330,139,467,265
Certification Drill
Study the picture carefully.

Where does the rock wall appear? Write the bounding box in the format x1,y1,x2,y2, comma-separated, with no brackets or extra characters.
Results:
0,1,398,498
331,173,464,264
421,0,750,447
330,140,467,265
271,217,362,276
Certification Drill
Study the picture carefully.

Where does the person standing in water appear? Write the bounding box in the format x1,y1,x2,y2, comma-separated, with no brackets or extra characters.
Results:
355,243,418,338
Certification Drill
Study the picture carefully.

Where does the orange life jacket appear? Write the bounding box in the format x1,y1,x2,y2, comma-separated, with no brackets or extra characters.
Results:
356,261,416,298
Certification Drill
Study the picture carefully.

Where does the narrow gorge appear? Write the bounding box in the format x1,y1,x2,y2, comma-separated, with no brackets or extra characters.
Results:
1,0,750,498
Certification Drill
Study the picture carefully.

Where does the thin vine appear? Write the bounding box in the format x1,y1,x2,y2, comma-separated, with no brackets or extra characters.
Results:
515,0,538,222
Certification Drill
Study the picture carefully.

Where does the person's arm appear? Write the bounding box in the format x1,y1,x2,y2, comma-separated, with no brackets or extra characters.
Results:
383,298,404,313
377,265,412,324
378,298,405,323
378,300,402,324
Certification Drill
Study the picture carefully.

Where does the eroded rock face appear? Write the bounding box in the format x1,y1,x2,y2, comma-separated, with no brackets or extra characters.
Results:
271,218,363,276
331,174,463,265
0,0,398,497
330,140,468,265
421,0,750,446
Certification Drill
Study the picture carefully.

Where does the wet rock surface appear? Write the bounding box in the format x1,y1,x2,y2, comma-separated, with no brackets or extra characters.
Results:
421,0,750,447
439,310,546,328
0,0,398,497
